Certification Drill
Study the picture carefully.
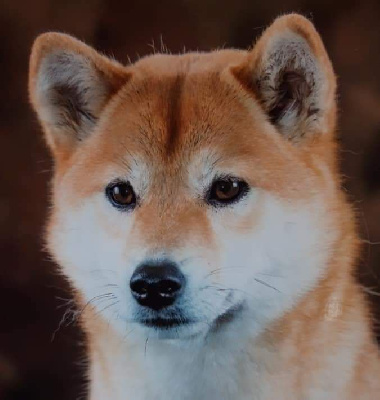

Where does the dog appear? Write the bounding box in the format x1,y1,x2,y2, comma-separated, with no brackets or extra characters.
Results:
29,13,380,400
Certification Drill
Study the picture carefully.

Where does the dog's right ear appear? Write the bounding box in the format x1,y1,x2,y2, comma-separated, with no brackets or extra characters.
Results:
29,33,129,161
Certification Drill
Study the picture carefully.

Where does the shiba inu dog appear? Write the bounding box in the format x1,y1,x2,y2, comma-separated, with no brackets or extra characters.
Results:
29,13,380,400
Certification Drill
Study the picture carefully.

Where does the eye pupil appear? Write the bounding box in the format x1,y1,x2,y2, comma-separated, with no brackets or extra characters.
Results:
107,182,136,209
217,181,237,196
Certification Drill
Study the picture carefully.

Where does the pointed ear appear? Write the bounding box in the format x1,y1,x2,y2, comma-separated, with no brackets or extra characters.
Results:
29,33,130,160
233,14,336,140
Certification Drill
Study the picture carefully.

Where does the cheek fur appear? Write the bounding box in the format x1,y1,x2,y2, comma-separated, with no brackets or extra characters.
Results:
208,192,338,324
48,195,139,319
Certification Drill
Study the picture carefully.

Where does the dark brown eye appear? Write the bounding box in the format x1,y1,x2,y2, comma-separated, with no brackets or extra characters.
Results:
106,182,136,210
207,178,249,206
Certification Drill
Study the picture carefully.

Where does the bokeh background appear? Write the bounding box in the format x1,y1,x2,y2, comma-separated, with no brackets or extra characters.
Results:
1,0,380,398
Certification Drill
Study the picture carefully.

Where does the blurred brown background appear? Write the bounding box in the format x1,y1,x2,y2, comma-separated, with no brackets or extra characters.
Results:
0,0,380,399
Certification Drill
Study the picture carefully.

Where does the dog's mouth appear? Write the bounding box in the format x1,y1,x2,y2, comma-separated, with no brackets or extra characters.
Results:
133,290,245,337
138,302,244,334
141,317,193,329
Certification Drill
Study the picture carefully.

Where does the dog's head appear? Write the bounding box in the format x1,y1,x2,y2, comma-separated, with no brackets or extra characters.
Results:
29,15,341,340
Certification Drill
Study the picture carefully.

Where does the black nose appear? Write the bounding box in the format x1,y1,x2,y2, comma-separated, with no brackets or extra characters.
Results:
130,262,185,311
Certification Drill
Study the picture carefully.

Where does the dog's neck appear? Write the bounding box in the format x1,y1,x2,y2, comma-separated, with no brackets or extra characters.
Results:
81,264,380,400
84,307,274,400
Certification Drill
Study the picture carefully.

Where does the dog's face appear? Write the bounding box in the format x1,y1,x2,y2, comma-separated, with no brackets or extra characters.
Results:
29,15,339,340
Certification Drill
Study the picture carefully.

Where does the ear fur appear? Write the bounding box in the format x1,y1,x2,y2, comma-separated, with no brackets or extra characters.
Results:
234,14,336,140
29,33,129,160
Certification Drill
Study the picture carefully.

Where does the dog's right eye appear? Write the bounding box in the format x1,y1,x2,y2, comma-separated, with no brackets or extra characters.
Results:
106,182,137,210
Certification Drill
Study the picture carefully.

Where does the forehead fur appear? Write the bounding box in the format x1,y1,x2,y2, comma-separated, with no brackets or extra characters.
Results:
63,49,328,203
111,49,254,160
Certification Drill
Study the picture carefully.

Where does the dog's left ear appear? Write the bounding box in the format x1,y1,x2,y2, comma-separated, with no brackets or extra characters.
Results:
233,14,336,140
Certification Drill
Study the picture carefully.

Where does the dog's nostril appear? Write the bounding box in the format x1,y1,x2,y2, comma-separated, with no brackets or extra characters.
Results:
130,279,149,298
130,262,185,311
158,279,182,297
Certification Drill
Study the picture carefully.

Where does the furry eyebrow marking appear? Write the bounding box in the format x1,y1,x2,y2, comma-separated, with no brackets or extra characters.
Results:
187,149,226,193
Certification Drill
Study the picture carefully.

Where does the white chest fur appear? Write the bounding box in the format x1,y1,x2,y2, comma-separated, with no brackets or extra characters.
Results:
89,330,265,400
88,320,367,400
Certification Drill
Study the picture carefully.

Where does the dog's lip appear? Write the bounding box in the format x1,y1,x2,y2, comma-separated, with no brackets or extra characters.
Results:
140,317,193,329
211,302,244,331
136,297,244,333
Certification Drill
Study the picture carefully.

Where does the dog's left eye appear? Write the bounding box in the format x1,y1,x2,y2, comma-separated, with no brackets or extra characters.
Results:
207,178,249,206
106,182,136,210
